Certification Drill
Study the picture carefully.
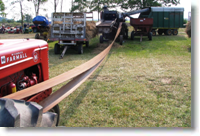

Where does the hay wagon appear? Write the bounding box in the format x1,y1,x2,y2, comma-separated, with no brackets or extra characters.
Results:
50,12,96,59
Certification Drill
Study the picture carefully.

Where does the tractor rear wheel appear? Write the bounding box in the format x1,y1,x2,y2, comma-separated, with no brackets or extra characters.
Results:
54,43,60,54
0,98,58,127
49,104,60,126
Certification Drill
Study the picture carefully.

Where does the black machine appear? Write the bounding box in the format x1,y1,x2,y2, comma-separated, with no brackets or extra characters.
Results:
96,6,151,45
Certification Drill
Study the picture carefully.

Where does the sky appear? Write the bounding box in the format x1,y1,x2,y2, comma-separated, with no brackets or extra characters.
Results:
2,0,192,21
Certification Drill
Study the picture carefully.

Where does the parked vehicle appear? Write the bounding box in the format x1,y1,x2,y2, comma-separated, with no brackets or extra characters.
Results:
8,27,22,34
50,12,91,58
138,7,185,36
0,26,5,34
33,16,50,41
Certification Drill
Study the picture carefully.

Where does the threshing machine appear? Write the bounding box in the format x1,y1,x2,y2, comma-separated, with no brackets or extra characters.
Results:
96,6,151,44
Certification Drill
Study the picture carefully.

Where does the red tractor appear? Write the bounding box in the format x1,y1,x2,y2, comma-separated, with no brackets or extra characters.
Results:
0,39,60,127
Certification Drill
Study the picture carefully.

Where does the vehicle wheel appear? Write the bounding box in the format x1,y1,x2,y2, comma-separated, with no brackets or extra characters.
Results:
158,30,163,35
165,29,172,35
148,32,152,40
173,29,178,35
78,43,83,54
131,31,134,40
120,35,123,45
54,43,60,54
152,30,156,36
0,98,58,127
35,33,40,39
100,35,103,43
86,41,89,47
125,30,128,39
49,104,60,126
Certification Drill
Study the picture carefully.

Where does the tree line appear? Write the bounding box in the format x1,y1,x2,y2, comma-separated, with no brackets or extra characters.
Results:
0,0,180,28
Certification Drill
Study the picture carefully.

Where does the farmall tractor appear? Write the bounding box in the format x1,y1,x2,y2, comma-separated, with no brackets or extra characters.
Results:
0,39,60,127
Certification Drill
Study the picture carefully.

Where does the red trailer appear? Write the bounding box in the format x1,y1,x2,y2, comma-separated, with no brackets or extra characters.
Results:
130,18,153,42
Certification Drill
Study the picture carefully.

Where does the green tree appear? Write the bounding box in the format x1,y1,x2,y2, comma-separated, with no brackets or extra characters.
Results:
28,0,48,16
114,0,180,10
70,0,90,12
89,0,114,21
0,0,5,17
10,0,26,31
7,19,15,23
25,14,32,23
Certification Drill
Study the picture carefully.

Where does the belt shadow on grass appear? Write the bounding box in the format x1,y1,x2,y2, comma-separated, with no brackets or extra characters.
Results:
60,51,112,126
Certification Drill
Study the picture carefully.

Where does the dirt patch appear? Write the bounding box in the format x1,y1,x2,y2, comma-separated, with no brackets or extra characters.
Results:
0,33,35,39
93,43,110,54
161,77,172,84
92,41,121,54
113,42,121,48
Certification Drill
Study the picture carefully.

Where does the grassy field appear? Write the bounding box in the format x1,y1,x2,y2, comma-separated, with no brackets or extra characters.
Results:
1,28,190,127
47,28,191,127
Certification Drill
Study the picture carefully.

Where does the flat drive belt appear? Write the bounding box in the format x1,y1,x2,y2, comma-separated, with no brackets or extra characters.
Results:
4,23,122,112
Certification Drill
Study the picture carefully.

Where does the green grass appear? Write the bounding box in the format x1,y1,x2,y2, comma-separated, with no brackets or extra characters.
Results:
48,28,191,127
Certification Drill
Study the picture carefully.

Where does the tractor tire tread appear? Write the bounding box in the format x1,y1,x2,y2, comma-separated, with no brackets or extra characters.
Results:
0,98,57,127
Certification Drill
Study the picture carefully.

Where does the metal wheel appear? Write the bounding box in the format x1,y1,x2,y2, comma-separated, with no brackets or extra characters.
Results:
78,43,83,54
119,35,123,45
165,29,172,35
173,29,178,35
131,31,134,40
148,32,152,40
100,35,103,43
152,30,156,36
54,43,60,54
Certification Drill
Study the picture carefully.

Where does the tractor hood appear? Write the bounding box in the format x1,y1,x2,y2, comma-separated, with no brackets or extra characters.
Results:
0,39,48,72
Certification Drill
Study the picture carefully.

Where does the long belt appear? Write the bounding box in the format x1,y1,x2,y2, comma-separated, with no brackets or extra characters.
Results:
4,23,122,112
